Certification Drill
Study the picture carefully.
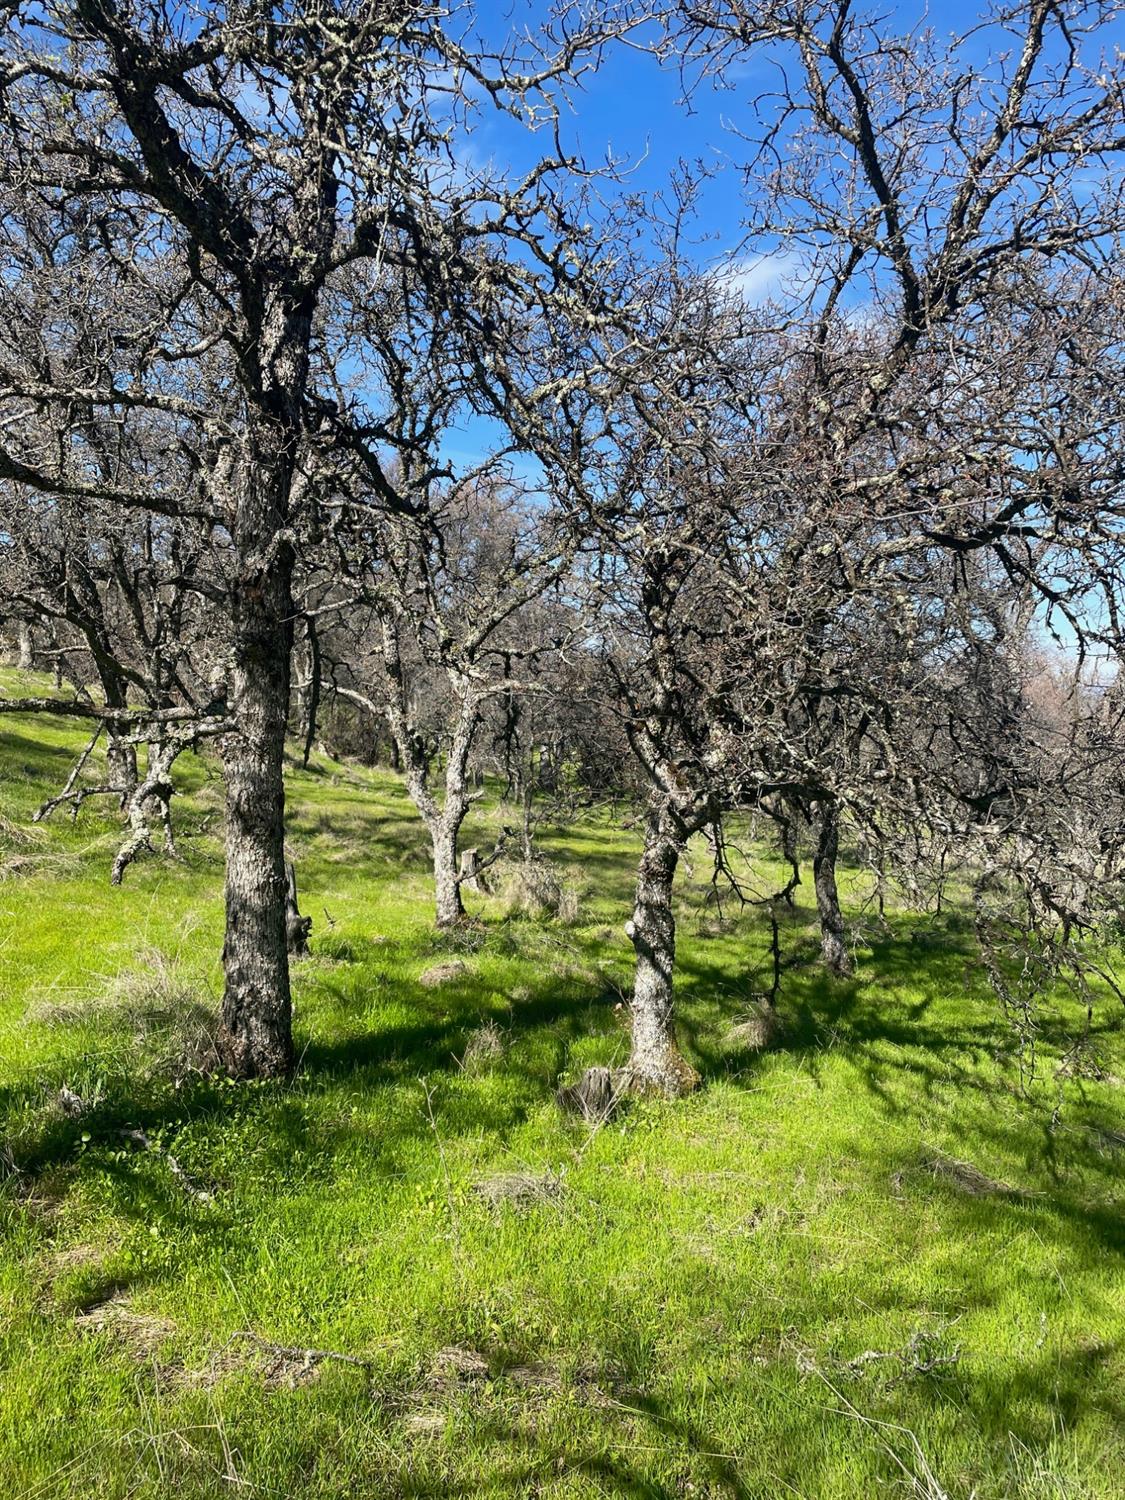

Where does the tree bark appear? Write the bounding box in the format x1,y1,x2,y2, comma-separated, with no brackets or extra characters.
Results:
106,733,138,806
217,548,295,1076
110,738,177,885
623,804,700,1096
459,847,484,893
813,799,853,977
432,814,466,927
17,619,33,671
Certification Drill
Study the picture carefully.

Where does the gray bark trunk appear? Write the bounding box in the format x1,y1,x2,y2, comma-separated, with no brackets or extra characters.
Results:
459,847,484,894
813,800,853,977
623,806,700,1096
215,295,313,1075
110,738,176,885
432,815,466,927
17,619,33,671
217,552,295,1075
106,735,138,805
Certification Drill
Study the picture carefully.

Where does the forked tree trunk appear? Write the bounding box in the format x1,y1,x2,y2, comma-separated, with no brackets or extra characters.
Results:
110,738,177,885
623,805,700,1096
813,799,853,977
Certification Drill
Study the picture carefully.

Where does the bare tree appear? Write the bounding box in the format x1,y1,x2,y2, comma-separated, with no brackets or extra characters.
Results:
0,0,642,1075
323,477,578,926
576,0,1125,1090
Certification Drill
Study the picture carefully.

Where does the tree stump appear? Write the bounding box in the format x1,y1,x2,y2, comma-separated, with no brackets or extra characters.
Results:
285,860,312,956
459,847,486,894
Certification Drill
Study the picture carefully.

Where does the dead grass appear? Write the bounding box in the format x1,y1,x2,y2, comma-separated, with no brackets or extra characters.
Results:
460,1020,506,1071
723,1000,781,1053
470,1170,565,1212
28,946,221,1081
921,1147,1032,1200
418,959,469,988
495,856,580,922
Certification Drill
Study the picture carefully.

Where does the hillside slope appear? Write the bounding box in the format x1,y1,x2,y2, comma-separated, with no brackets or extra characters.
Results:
1,682,1123,1499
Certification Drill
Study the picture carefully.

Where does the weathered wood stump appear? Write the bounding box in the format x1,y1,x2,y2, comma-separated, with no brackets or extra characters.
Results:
285,860,312,956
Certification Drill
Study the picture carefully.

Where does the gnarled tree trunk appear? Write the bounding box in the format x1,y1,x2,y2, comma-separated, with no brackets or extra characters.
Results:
623,803,700,1096
813,799,853,977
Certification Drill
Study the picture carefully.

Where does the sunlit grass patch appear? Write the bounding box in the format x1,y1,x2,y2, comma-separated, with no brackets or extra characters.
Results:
0,697,1123,1498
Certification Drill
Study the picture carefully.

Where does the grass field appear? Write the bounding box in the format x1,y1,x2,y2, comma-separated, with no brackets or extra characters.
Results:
1,671,1123,1499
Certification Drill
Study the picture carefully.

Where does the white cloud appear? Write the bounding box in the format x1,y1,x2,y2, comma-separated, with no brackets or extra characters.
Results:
711,251,805,306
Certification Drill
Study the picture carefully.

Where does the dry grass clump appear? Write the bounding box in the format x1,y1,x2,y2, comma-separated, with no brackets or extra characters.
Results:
0,809,40,847
460,1020,506,1071
921,1148,1031,1200
419,959,468,988
427,1345,490,1387
73,1296,375,1391
470,1170,564,1211
75,1294,178,1361
556,1066,623,1123
724,1001,782,1054
0,844,80,883
29,946,221,1081
496,856,580,922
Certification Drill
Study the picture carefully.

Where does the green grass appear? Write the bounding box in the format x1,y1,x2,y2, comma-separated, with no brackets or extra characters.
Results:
1,669,1123,1498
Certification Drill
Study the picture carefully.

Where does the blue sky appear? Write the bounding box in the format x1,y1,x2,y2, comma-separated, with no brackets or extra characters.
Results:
457,2,1018,275
433,1,1125,474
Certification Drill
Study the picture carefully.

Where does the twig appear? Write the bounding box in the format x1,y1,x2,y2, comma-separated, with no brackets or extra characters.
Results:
117,1127,213,1202
228,1331,378,1370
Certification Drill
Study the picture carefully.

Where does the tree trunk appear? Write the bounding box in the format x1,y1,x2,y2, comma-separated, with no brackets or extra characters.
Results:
106,734,138,806
432,815,466,927
778,802,801,905
623,805,700,1096
459,847,484,894
214,278,318,1077
813,800,853,977
110,738,177,885
217,562,295,1076
17,619,33,671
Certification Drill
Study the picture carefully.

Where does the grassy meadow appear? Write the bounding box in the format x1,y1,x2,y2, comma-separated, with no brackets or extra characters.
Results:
1,669,1123,1498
